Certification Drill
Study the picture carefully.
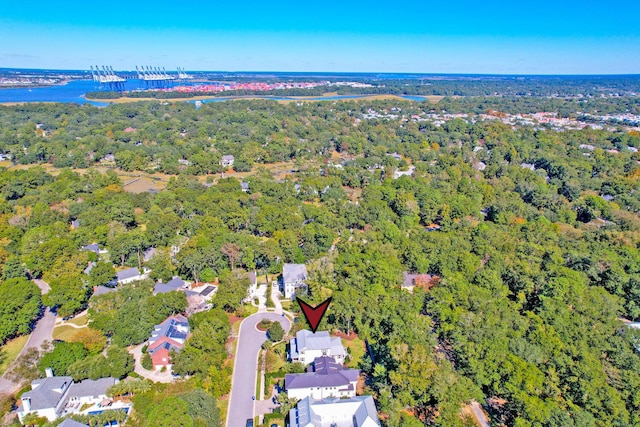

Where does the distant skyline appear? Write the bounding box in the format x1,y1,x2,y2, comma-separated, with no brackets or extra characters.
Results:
1,1,639,74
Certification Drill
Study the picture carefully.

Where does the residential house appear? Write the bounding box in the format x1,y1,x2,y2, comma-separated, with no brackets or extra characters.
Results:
143,247,157,262
220,155,234,168
241,181,250,192
285,356,359,400
247,271,258,299
116,267,150,285
92,285,117,297
18,374,124,423
290,395,380,427
64,377,116,413
401,272,439,293
80,244,100,256
282,263,308,299
19,375,73,422
290,330,346,365
153,276,188,295
147,314,190,370
83,262,96,275
393,165,415,179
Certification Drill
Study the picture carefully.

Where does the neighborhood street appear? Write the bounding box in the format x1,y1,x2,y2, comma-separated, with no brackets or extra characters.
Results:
0,307,55,397
226,312,290,427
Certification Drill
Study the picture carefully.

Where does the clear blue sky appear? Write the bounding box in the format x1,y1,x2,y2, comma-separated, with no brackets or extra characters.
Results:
1,0,639,74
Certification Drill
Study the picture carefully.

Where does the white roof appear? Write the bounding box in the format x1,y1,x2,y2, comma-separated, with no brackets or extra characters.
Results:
283,264,308,283
292,396,380,427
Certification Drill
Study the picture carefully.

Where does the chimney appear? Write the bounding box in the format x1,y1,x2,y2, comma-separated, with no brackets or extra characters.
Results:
22,397,31,412
45,367,53,378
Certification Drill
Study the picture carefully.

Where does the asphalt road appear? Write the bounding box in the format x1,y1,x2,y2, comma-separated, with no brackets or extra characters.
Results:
226,312,290,427
0,307,55,397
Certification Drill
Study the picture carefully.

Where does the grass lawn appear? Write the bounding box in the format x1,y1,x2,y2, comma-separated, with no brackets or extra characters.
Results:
266,342,287,373
65,313,88,327
280,300,292,310
52,325,79,341
0,335,29,376
342,336,366,368
242,304,259,316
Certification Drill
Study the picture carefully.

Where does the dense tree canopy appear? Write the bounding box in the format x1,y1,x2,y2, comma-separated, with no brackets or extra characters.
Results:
0,95,639,425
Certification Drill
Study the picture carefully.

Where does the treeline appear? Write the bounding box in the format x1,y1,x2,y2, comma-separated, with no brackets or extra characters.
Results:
86,74,640,99
1,98,638,176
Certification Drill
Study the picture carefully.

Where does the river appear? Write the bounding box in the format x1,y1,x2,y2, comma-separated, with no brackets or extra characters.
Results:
0,79,429,105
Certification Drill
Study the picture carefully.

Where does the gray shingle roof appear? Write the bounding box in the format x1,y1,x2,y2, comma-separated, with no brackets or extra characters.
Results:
83,262,96,275
283,264,308,284
81,244,100,254
154,277,186,294
93,285,117,296
116,267,141,281
22,376,73,411
67,377,116,399
285,357,358,391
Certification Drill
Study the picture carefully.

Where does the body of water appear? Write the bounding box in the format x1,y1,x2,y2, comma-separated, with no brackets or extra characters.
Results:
0,79,430,105
0,80,109,105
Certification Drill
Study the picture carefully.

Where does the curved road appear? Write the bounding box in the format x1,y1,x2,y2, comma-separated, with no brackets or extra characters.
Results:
0,307,55,397
226,312,290,427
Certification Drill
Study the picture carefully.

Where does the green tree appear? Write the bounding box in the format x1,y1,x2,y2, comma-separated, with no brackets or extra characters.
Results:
147,396,194,427
181,389,221,427
267,322,284,342
0,278,41,344
39,342,87,376
89,261,116,288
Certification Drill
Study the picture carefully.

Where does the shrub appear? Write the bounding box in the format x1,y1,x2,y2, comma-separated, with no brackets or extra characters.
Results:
141,352,153,370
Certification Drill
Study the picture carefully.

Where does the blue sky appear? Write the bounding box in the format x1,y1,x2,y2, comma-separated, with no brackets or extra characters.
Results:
1,0,639,74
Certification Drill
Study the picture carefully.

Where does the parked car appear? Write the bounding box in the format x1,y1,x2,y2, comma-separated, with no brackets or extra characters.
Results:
246,419,254,427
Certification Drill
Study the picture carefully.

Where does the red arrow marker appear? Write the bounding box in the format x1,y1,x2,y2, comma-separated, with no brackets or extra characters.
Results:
297,297,332,333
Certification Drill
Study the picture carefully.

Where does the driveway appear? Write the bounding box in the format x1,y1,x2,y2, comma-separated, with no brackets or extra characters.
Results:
226,313,290,427
128,343,174,383
470,401,490,427
32,279,50,295
0,307,55,397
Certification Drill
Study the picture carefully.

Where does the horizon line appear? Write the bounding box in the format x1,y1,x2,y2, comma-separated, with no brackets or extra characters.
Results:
1,66,639,78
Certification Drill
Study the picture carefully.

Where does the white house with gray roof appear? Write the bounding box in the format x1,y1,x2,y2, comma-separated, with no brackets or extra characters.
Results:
19,376,73,422
282,263,308,299
153,276,188,295
116,267,150,285
290,395,380,427
220,154,235,167
290,330,346,365
65,377,116,411
18,375,121,423
286,356,359,400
